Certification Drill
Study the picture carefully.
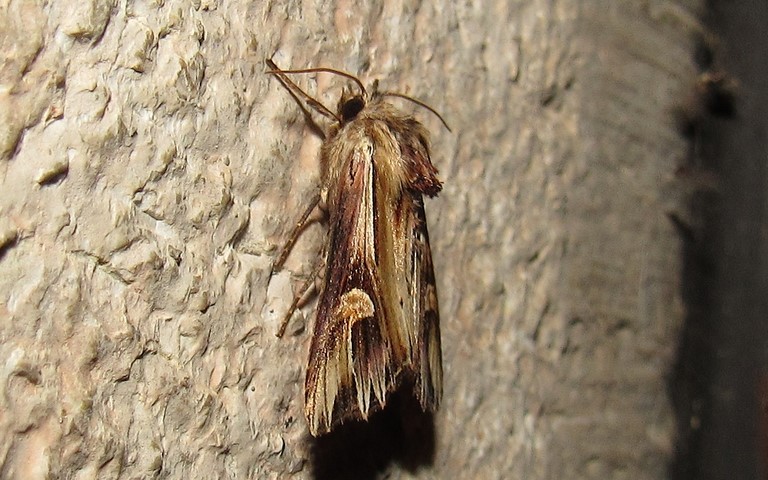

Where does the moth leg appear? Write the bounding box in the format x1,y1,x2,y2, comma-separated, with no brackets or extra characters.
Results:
271,192,322,275
276,259,325,337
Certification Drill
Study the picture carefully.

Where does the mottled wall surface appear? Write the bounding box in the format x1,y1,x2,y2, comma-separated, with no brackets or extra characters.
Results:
0,1,698,478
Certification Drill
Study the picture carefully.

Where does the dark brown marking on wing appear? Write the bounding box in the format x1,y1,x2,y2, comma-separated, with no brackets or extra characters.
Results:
411,195,443,409
305,149,395,435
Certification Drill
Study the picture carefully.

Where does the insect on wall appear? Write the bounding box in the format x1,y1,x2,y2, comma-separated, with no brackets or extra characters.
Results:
266,58,449,436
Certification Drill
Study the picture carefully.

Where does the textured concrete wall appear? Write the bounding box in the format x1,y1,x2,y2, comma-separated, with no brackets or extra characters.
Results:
0,0,699,478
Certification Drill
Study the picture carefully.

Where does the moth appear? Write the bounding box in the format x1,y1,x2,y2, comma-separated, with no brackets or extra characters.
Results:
266,59,447,436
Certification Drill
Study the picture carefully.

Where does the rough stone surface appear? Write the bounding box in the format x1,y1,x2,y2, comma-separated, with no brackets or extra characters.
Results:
0,1,699,478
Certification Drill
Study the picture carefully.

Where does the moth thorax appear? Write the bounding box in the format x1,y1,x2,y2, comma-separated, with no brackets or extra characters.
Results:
335,288,374,325
339,95,365,122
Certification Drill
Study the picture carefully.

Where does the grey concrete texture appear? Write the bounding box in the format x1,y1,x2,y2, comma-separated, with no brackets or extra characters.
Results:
0,1,699,478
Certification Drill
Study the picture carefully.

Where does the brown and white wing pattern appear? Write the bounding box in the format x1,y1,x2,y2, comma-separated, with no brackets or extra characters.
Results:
304,139,393,436
386,109,443,411
303,102,443,436
402,193,443,411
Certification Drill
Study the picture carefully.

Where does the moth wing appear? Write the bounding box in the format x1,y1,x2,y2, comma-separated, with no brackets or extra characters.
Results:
402,193,443,410
392,115,443,410
304,145,396,436
303,112,443,435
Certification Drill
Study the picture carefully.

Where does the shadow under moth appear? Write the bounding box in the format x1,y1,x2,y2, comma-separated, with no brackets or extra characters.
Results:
266,59,447,436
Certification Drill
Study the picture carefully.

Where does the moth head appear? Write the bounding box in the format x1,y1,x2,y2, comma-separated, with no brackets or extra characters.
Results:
264,59,450,131
337,86,367,124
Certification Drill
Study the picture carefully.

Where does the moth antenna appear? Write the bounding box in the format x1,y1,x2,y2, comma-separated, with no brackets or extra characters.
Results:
266,62,367,97
380,91,452,132
266,59,340,125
